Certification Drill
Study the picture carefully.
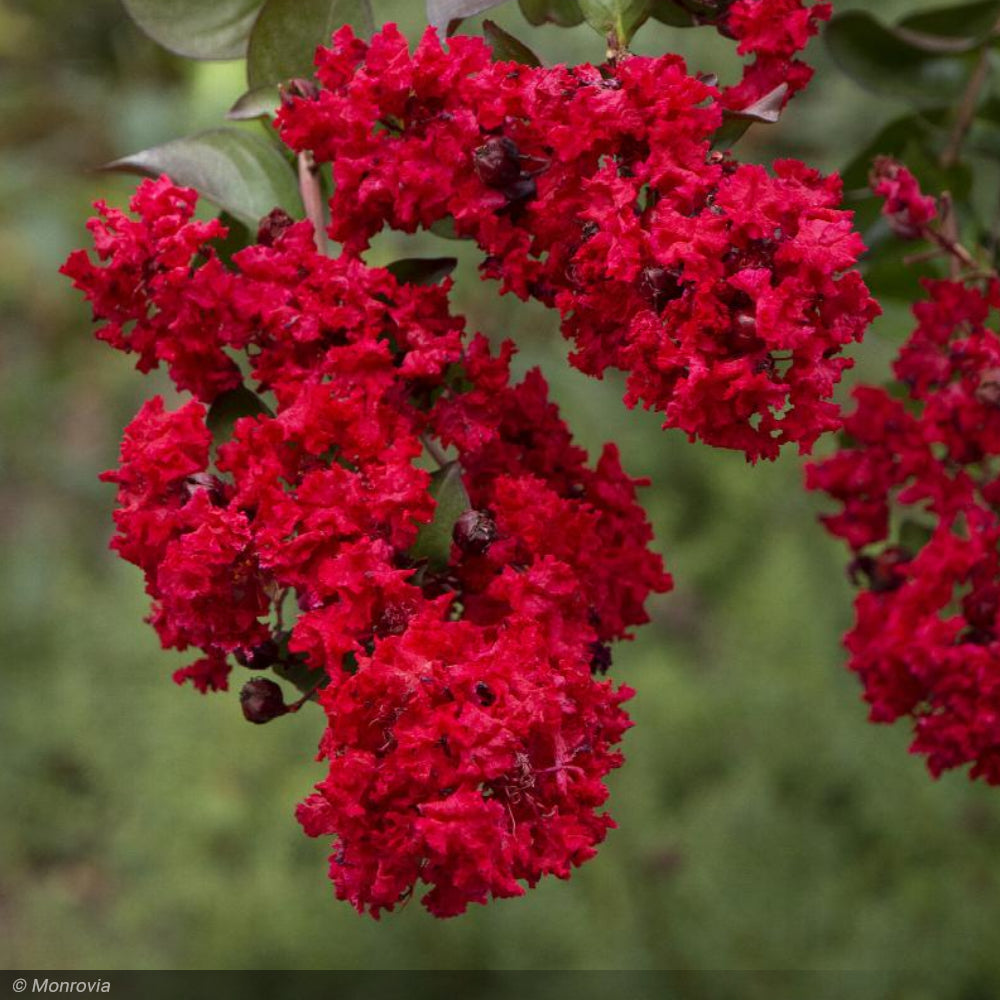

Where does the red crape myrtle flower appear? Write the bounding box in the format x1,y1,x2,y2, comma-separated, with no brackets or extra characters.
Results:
277,25,878,462
717,0,833,110
808,272,1000,785
63,177,671,915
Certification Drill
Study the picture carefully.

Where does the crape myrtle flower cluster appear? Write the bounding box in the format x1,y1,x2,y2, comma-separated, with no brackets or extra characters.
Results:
691,0,833,110
62,177,671,916
808,163,1000,784
276,20,876,463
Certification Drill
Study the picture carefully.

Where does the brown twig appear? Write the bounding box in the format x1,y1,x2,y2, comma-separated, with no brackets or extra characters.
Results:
941,41,993,168
297,150,328,254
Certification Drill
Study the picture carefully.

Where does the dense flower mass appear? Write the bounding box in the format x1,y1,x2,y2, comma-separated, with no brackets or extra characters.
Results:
277,24,877,461
63,177,671,915
808,271,1000,785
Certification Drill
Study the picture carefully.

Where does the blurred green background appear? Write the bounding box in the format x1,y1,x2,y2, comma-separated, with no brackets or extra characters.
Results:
2,0,1000,989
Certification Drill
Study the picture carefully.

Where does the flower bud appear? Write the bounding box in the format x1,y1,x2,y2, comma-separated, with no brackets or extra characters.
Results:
257,208,296,247
453,509,497,556
235,637,280,671
240,677,288,724
473,137,523,189
637,267,684,312
976,368,1000,408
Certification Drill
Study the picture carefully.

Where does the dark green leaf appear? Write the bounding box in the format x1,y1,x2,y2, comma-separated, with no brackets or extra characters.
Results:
898,518,935,554
839,114,937,191
899,1,1000,49
104,128,302,230
826,11,977,107
712,83,787,150
209,212,254,266
427,0,510,32
121,0,263,59
578,0,650,43
483,19,542,65
227,85,280,121
648,0,695,27
518,0,584,26
386,257,458,285
247,0,375,88
273,655,328,699
206,386,273,444
409,462,470,570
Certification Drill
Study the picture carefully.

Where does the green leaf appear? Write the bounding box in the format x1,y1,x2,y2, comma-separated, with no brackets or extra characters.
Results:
227,85,280,121
427,0,511,33
712,83,787,150
104,128,302,230
899,1,1000,50
483,19,542,65
648,0,695,27
121,0,263,60
840,114,937,191
206,386,273,444
208,212,254,266
247,0,375,89
386,257,458,285
409,462,470,570
578,0,650,43
826,12,978,107
518,0,584,26
428,217,466,240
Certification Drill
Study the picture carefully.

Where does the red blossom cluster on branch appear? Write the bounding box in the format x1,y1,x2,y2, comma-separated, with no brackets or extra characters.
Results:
277,23,876,462
699,0,832,109
809,164,1000,784
62,177,670,916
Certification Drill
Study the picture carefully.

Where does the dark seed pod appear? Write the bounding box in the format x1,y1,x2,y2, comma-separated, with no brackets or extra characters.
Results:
453,509,498,556
239,677,288,724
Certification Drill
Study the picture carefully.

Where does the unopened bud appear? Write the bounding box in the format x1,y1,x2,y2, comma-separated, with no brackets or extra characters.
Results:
638,267,684,311
240,677,288,724
473,137,522,189
257,208,296,247
976,368,1000,408
280,77,320,106
235,638,280,671
453,509,497,556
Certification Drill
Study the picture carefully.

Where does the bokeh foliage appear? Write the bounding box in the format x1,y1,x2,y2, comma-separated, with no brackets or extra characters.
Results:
3,0,1000,990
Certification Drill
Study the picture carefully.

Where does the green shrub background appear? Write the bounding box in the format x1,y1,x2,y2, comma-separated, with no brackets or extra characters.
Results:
2,0,999,989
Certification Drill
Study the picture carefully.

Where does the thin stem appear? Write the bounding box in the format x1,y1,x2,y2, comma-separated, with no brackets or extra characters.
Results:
422,433,450,468
297,150,328,254
941,44,993,169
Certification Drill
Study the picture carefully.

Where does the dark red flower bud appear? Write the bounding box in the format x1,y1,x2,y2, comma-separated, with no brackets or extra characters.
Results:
374,602,414,638
473,137,523,189
976,368,1000,408
638,267,684,311
257,208,296,247
239,677,288,724
235,637,280,671
849,547,910,594
474,681,496,706
589,642,613,675
963,584,1000,631
453,509,497,555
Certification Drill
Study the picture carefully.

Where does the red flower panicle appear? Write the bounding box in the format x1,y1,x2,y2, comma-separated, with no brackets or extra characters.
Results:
65,178,671,916
277,25,877,462
717,0,833,110
808,275,1000,784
